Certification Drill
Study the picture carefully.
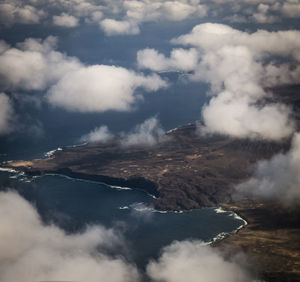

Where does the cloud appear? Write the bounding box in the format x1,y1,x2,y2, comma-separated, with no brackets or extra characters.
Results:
0,37,167,113
137,48,199,72
123,0,207,22
0,191,140,282
0,36,82,91
80,125,113,143
47,65,167,112
53,13,79,27
0,93,14,135
100,19,140,35
236,132,300,206
0,0,298,31
172,23,300,61
0,2,46,26
165,23,299,140
147,240,251,282
251,3,278,23
121,117,168,147
274,1,300,19
194,44,295,140
138,24,299,140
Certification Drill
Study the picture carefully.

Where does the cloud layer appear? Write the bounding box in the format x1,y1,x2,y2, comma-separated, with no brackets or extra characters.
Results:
1,0,299,35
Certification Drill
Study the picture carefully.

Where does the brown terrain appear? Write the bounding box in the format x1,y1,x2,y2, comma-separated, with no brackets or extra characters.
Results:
2,85,300,281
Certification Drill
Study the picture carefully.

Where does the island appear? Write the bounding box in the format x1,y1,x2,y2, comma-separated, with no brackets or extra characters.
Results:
3,85,300,281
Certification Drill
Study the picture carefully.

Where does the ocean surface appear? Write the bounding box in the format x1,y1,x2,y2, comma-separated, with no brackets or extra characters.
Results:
0,23,246,270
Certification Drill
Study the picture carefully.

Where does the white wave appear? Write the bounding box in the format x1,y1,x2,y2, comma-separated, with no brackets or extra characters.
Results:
44,147,62,158
210,232,229,243
66,142,87,148
131,202,154,212
214,207,227,214
110,185,132,191
119,206,130,210
0,167,18,173
228,212,248,226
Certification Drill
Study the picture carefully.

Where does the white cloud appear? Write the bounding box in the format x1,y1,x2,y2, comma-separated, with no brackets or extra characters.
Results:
98,0,207,35
137,48,199,72
277,2,300,18
252,3,278,23
47,65,167,112
173,23,300,62
100,19,140,35
0,36,82,91
0,37,167,113
53,12,79,27
147,240,251,282
0,93,14,135
193,45,295,140
0,2,46,26
121,117,168,147
123,0,207,22
0,0,298,30
200,90,294,140
80,125,113,143
237,132,300,206
162,1,207,21
169,23,298,140
138,24,298,140
0,191,140,282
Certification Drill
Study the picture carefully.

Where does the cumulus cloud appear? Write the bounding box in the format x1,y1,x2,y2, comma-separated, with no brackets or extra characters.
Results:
141,23,299,140
100,19,140,35
0,36,82,91
98,0,207,35
138,23,299,140
121,117,168,147
194,44,295,140
80,125,113,143
0,191,139,282
172,23,300,61
237,132,300,206
53,13,79,27
0,37,167,113
137,48,199,72
251,3,278,23
0,2,46,26
147,240,251,282
0,93,14,135
47,65,167,112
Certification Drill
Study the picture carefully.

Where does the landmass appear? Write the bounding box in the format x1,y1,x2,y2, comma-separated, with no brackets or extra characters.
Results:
2,85,300,281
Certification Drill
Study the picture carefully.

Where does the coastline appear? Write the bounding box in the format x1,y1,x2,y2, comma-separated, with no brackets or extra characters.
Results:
1,122,299,281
